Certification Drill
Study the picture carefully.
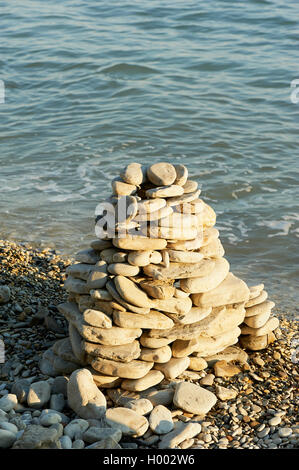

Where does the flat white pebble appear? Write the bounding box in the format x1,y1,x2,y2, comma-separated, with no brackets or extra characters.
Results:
278,428,292,438
269,416,281,426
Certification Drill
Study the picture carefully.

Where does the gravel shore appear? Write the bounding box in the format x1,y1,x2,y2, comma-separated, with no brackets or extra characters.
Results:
0,240,298,449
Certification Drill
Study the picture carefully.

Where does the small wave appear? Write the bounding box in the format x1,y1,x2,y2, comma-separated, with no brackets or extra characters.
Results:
257,220,293,237
49,194,85,202
232,185,252,199
111,88,144,98
99,63,159,77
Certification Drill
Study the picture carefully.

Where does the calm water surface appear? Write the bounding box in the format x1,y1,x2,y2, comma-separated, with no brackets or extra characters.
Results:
0,0,298,314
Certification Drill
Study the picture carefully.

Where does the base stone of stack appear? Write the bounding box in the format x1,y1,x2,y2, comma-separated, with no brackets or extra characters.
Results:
121,370,164,392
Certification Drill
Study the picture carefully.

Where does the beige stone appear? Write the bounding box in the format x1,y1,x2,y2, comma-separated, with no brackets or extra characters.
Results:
245,300,275,318
188,357,208,371
112,178,137,196
245,289,268,307
64,277,89,295
248,283,264,300
125,398,153,415
144,259,215,281
192,327,241,357
140,280,175,300
199,238,225,259
241,317,279,336
148,304,245,341
239,332,276,351
86,272,107,290
106,407,148,437
93,300,114,315
113,236,167,251
244,308,271,329
108,263,140,277
202,202,216,227
166,249,204,264
137,198,166,214
174,164,188,186
135,205,173,222
114,195,139,224
146,185,184,199
106,280,151,315
86,261,108,289
154,357,190,379
114,275,151,308
166,189,201,207
91,358,153,379
84,340,140,363
67,369,106,419
215,385,238,401
167,236,203,251
140,333,174,349
147,162,176,186
52,338,81,364
166,306,212,325
139,345,172,363
75,248,101,264
90,289,113,301
58,301,84,324
127,250,162,267
204,345,248,366
192,273,250,308
173,382,217,415
113,309,174,330
177,198,204,216
81,325,142,346
182,258,230,294
158,421,201,449
159,213,198,228
112,251,128,263
213,361,241,378
89,371,122,389
174,288,190,298
162,250,171,271
82,309,112,328
66,263,94,280
148,225,198,241
69,323,86,363
58,304,142,345
150,296,192,315
90,239,112,251
172,338,201,358
201,227,219,247
182,180,198,193
121,370,164,392
100,248,120,264
149,405,174,435
145,389,174,406
120,162,144,186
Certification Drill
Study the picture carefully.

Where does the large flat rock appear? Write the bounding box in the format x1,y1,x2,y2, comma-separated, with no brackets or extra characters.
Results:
173,382,217,415
191,273,250,308
143,259,215,280
181,258,230,294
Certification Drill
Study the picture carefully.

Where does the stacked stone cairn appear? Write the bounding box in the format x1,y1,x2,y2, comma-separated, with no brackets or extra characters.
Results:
40,162,280,416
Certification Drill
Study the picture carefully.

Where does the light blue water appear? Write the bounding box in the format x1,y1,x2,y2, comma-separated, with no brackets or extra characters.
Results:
0,0,298,313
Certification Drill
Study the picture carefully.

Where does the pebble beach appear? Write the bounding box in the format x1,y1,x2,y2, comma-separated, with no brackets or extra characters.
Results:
0,239,297,450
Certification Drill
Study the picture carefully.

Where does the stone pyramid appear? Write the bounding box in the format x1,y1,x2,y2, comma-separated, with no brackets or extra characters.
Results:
40,162,280,392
